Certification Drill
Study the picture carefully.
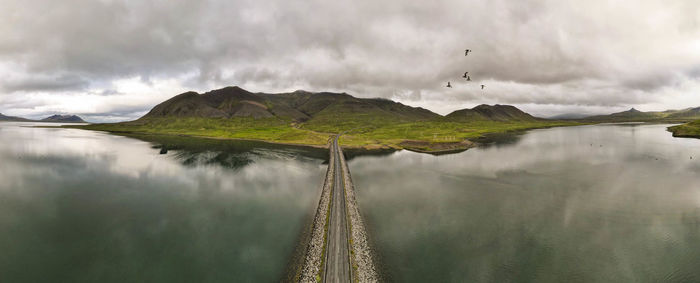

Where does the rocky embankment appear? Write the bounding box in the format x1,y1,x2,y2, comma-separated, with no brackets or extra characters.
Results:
337,145,379,282
299,144,335,282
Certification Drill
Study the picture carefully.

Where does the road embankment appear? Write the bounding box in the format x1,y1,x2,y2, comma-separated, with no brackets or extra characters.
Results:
337,143,379,282
299,143,335,282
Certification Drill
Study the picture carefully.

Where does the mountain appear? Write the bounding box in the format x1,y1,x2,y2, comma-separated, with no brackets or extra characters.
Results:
585,108,661,121
72,86,566,152
665,107,700,120
142,86,440,123
41,115,86,123
0,113,32,122
1,113,87,123
140,86,546,127
584,107,700,122
443,104,538,122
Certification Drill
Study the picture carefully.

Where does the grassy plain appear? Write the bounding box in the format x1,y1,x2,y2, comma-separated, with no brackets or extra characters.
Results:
668,120,700,138
67,116,579,151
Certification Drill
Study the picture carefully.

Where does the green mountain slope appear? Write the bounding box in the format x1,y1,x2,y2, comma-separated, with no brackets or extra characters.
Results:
142,86,440,123
444,104,538,122
665,107,700,120
145,91,228,118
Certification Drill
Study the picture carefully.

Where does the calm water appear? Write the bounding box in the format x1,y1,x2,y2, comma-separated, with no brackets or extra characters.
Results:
350,124,700,282
0,122,327,282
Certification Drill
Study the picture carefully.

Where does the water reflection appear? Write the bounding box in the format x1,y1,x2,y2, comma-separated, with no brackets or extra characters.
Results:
120,133,329,170
472,131,526,148
0,122,326,282
342,147,398,161
350,124,700,282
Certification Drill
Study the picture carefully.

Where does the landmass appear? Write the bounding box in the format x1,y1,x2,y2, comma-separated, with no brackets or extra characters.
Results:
0,113,86,123
41,114,86,123
581,107,700,123
668,119,700,138
63,86,577,153
0,113,33,122
581,107,700,141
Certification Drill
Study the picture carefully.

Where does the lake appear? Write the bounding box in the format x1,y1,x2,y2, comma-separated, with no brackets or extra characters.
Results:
2,122,700,282
349,124,700,282
0,122,328,282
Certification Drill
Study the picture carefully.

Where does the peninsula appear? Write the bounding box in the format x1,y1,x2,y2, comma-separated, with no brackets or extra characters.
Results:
66,86,576,152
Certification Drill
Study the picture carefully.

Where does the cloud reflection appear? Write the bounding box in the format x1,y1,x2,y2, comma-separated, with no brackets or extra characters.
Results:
350,124,700,282
0,123,327,282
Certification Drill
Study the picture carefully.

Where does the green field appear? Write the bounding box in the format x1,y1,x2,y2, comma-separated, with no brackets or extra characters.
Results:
66,116,579,152
71,117,331,146
668,120,700,138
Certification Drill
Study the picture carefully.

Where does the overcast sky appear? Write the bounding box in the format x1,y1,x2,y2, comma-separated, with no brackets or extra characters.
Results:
1,0,699,121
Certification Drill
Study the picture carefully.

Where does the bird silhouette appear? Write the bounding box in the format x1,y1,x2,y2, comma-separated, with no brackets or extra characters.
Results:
446,82,452,88
467,76,471,81
481,84,485,89
465,49,472,56
462,72,468,78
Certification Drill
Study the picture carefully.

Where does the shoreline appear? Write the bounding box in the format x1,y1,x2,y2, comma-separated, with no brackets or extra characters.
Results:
402,146,472,155
56,126,334,150
667,122,700,139
37,121,595,154
50,126,491,154
49,125,474,153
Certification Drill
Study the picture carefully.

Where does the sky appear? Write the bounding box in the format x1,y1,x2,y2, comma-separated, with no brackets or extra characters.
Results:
1,0,699,122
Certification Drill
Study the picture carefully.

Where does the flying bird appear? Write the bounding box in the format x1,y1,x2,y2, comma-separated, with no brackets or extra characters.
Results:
462,72,468,78
446,82,452,88
465,49,472,56
481,84,485,90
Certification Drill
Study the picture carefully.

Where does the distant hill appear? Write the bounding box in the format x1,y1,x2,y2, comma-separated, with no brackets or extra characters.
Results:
41,115,86,123
0,113,32,122
664,107,700,120
584,107,700,122
444,104,538,122
585,108,662,121
142,86,441,124
1,113,87,123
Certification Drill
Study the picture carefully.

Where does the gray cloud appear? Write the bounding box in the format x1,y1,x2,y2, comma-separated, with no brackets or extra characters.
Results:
1,74,89,93
1,0,699,119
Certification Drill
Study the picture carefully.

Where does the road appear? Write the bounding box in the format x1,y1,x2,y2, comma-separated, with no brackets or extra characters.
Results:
323,135,352,283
